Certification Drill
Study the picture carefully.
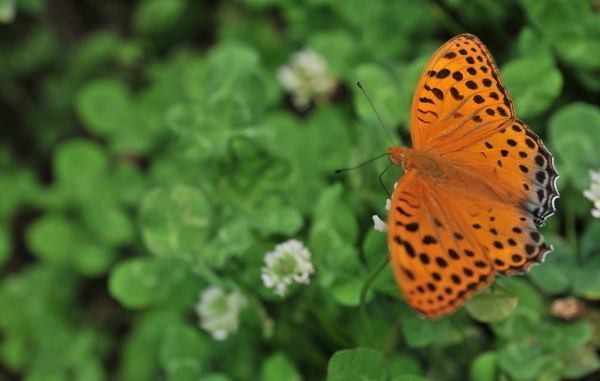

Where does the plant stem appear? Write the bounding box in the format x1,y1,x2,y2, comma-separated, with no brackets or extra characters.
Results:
360,256,390,346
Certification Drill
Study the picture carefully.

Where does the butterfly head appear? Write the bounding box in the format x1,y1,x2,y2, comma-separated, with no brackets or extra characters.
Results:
388,146,409,168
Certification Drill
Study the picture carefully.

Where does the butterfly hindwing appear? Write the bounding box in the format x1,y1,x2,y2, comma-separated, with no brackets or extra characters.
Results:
444,119,559,228
436,183,552,277
388,173,495,318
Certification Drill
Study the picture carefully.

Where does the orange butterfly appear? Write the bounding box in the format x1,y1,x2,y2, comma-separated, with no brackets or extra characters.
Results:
386,34,559,318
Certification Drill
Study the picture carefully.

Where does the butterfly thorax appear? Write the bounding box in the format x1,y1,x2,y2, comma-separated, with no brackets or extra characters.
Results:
388,146,445,182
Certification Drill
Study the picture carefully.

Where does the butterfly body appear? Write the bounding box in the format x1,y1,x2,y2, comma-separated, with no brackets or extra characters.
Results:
385,34,559,318
388,147,444,180
389,146,506,201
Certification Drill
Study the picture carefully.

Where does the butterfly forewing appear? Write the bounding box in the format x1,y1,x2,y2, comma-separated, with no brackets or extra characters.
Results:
410,34,514,152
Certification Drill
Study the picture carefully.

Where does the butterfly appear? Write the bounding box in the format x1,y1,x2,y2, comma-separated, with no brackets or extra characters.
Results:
386,34,559,318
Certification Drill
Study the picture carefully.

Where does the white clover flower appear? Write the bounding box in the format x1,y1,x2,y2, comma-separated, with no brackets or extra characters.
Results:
277,49,337,109
372,196,391,232
196,287,247,341
584,170,600,218
372,215,387,232
261,239,314,297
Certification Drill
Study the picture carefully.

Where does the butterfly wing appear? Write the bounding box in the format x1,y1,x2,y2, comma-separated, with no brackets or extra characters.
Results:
443,119,559,228
410,34,514,151
387,172,495,318
395,33,559,318
410,33,558,264
430,170,554,277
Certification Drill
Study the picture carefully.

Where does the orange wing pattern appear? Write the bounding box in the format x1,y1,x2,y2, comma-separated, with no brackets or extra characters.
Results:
387,34,559,318
388,172,495,318
410,34,514,152
444,119,559,228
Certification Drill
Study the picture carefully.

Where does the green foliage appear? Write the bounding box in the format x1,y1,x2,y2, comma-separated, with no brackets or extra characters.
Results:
260,353,302,381
549,103,600,190
465,285,518,323
1,0,599,380
501,56,562,119
326,348,387,381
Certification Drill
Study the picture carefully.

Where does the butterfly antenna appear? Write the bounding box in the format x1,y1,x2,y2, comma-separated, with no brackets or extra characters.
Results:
379,162,393,199
334,153,389,174
357,82,395,144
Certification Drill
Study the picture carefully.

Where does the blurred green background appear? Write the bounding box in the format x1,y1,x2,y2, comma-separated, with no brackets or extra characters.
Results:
1,0,599,380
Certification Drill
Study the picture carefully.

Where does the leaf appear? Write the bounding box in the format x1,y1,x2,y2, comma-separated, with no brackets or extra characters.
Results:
561,346,600,379
491,309,539,340
305,108,352,174
68,31,121,79
465,286,518,323
53,139,110,202
548,102,600,190
326,347,387,381
81,202,133,246
496,340,549,381
0,334,27,371
5,26,57,74
111,162,146,207
74,243,116,276
573,255,600,300
519,0,600,71
310,185,358,255
76,78,132,136
329,276,372,307
501,278,545,317
247,198,303,236
309,30,356,76
537,320,593,353
117,311,183,381
205,43,266,124
469,352,497,381
260,353,302,381
139,185,211,261
580,219,600,263
527,234,574,295
501,56,562,118
159,324,209,381
26,214,79,264
167,44,269,160
353,64,403,128
108,258,201,309
133,0,187,36
202,220,253,269
517,28,553,58
401,312,451,348
387,353,421,377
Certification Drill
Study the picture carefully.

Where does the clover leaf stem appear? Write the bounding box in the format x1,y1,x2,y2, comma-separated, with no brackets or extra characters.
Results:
360,255,390,346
